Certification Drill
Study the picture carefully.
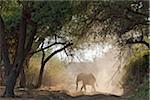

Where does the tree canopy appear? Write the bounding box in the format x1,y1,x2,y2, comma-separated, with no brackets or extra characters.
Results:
0,0,149,97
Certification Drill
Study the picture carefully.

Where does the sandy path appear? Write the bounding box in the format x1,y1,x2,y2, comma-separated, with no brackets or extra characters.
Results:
0,86,128,100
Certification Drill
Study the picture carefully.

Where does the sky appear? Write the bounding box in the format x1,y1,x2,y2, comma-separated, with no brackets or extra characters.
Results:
56,43,112,62
42,38,112,62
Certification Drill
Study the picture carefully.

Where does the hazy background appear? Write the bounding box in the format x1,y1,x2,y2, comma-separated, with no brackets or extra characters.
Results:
51,45,125,96
26,44,126,96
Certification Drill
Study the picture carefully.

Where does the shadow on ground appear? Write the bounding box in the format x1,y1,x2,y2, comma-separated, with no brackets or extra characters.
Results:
35,90,129,100
0,87,128,100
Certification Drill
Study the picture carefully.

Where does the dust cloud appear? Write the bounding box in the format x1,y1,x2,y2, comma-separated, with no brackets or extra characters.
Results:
53,47,125,96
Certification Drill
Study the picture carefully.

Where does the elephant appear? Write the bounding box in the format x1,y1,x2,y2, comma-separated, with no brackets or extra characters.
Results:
76,73,98,92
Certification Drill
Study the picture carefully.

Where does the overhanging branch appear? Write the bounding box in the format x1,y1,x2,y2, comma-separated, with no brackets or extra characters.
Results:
43,42,73,64
30,42,67,54
126,7,148,18
126,40,149,48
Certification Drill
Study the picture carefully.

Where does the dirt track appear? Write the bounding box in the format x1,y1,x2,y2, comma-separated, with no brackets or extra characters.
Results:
0,87,128,100
0,93,127,100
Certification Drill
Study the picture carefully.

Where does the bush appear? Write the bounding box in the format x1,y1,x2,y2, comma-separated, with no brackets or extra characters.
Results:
129,79,149,100
122,49,149,99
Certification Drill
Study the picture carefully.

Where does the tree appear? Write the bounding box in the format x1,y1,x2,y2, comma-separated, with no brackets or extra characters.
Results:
0,1,37,96
63,0,149,49
35,41,73,88
0,1,83,96
0,0,149,97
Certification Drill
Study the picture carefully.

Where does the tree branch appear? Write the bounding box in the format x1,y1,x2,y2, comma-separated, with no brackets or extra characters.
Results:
126,40,149,48
30,42,66,54
126,7,148,18
14,3,28,72
41,42,45,65
43,42,73,64
0,15,11,69
25,21,37,55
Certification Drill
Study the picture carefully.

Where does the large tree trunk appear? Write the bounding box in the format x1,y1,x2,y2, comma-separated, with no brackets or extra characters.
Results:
0,2,36,96
0,14,15,96
0,65,4,86
3,70,18,97
1,3,27,96
0,66,3,85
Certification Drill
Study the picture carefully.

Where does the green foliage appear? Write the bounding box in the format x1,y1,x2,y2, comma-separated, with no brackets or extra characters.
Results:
129,79,149,100
127,49,149,66
30,1,73,34
0,0,21,32
123,48,149,98
1,1,149,54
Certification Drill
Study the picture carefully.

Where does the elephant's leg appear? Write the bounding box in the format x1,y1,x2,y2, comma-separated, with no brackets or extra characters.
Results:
83,85,86,92
76,82,78,91
80,85,84,92
92,84,96,92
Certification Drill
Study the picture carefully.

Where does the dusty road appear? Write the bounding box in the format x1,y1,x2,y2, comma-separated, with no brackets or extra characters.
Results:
0,87,128,100
0,93,127,100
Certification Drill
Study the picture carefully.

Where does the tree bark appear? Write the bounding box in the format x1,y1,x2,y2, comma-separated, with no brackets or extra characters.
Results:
2,3,27,96
0,14,15,96
36,42,45,88
0,65,3,85
3,69,18,97
36,42,73,88
19,54,32,88
1,2,37,96
36,63,46,88
19,69,26,88
0,64,4,86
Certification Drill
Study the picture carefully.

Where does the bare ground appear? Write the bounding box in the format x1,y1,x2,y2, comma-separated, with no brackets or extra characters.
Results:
0,86,128,100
